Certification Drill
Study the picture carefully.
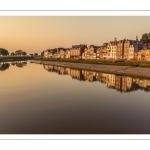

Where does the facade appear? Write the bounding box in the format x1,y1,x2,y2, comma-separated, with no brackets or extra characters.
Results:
44,49,57,58
70,44,87,58
124,40,130,59
138,43,150,61
84,45,100,59
107,41,117,59
99,44,107,59
65,49,71,58
59,49,66,58
128,45,134,60
116,40,125,59
44,50,51,58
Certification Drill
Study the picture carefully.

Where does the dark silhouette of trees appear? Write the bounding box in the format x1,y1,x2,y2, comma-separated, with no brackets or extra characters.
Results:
22,52,27,56
10,52,15,56
34,53,38,56
140,33,150,44
41,51,44,57
30,54,33,57
11,61,27,68
0,48,9,56
15,50,27,56
0,63,10,71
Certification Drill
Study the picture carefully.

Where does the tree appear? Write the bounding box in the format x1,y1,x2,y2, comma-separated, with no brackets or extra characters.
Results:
22,52,27,56
34,53,38,56
15,50,27,56
41,51,44,57
30,54,33,57
140,33,150,44
15,50,23,56
0,48,9,56
10,52,15,56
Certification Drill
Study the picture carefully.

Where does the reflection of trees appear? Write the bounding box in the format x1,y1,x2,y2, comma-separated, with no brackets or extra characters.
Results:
0,63,10,71
11,61,27,68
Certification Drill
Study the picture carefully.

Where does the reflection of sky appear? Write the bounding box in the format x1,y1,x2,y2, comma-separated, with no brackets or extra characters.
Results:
1,62,150,134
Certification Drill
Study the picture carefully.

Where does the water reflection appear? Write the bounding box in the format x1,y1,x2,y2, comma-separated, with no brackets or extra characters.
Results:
0,62,10,71
11,61,27,68
43,64,150,92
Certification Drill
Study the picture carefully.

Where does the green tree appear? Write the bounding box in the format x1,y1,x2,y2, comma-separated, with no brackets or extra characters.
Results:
0,48,9,56
140,33,150,44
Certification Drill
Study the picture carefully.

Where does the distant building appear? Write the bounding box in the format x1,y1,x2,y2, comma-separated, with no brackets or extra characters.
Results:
84,45,100,59
138,43,150,61
98,43,108,59
65,48,71,58
107,41,117,59
70,44,87,58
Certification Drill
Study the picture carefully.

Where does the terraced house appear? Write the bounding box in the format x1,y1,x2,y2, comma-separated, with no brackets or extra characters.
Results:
83,45,100,59
107,40,117,59
98,43,108,59
124,37,143,60
44,49,57,58
70,44,87,58
116,40,125,59
138,43,150,61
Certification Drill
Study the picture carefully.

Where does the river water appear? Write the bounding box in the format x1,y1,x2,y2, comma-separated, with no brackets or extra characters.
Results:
0,61,150,134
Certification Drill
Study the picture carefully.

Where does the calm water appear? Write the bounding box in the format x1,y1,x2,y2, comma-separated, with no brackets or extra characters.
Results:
1,61,150,134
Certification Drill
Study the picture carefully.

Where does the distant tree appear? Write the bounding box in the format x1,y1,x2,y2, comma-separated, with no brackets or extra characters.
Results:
30,54,33,57
15,50,23,56
10,52,15,56
0,48,9,56
140,33,150,44
41,51,44,57
22,52,27,56
15,50,27,56
34,53,38,56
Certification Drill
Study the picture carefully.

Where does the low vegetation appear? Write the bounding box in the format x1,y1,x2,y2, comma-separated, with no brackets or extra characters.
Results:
0,56,32,62
33,57,150,68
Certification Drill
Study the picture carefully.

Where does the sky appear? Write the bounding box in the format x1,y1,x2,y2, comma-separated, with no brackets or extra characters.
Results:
0,16,150,54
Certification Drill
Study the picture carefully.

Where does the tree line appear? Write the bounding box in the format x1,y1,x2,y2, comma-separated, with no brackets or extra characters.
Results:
0,48,39,57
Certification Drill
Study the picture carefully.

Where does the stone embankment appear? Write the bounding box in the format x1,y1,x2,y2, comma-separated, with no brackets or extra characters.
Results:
30,60,150,78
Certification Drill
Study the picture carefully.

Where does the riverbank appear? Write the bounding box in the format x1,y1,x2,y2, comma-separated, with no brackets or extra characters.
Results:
0,56,32,62
30,60,150,78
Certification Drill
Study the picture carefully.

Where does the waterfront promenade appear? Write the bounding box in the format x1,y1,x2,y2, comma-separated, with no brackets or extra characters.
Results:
30,60,150,78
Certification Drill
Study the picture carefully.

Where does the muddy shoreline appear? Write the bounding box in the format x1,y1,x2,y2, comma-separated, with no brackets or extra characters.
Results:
30,60,150,79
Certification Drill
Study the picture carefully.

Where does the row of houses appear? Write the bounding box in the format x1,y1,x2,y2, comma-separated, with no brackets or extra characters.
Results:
43,37,150,61
43,64,150,92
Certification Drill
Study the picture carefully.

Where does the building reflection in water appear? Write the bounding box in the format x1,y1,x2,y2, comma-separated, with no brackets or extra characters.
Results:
43,64,150,92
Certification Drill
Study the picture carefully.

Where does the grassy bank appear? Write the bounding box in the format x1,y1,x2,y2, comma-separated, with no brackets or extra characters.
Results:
0,56,33,62
33,58,150,68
